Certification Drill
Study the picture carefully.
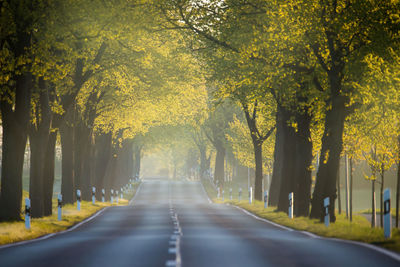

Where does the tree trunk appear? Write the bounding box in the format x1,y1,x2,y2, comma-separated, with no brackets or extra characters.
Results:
60,122,75,204
310,91,347,222
74,121,93,201
199,146,208,179
396,154,400,228
252,140,263,201
133,145,142,179
349,157,354,222
73,116,84,197
0,73,32,221
372,179,376,228
337,171,342,215
29,78,51,218
380,168,385,228
293,111,313,217
214,142,225,188
43,131,57,216
94,133,112,200
277,109,296,213
269,107,284,206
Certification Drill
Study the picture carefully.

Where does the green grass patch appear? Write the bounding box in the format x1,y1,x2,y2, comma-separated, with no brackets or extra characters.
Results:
201,179,400,253
0,182,141,246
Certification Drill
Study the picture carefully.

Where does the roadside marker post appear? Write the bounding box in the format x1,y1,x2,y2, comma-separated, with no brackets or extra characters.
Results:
383,188,391,238
116,190,119,204
92,187,96,204
111,189,114,204
239,188,242,202
77,190,81,211
249,187,253,204
229,188,232,201
25,198,31,230
120,188,123,199
217,187,220,199
264,190,268,209
288,192,293,219
102,189,105,203
58,194,62,221
324,197,330,227
222,190,224,202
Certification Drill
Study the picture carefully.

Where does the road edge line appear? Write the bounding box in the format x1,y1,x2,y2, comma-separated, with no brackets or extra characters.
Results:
129,181,143,205
0,207,109,250
229,203,400,262
0,182,143,250
199,181,212,204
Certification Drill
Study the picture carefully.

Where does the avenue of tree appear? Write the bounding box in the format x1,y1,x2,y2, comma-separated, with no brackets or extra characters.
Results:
1,0,400,228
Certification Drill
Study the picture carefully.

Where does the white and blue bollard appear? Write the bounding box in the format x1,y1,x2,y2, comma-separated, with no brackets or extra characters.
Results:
25,198,31,230
116,190,119,204
120,188,123,199
324,197,330,227
102,188,105,203
111,189,114,204
92,187,96,204
383,188,391,238
77,189,81,211
288,192,294,219
58,194,62,221
239,188,242,202
222,190,224,201
229,188,232,201
264,190,268,209
249,187,253,204
217,187,220,199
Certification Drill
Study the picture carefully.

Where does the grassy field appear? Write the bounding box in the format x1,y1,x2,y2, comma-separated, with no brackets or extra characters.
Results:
201,178,400,253
0,182,140,246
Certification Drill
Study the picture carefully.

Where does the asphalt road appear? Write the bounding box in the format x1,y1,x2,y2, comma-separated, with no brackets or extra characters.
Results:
0,179,399,267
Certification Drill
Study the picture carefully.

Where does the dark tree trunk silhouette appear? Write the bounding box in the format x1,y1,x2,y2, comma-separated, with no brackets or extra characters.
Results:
293,110,313,217
242,101,275,201
277,108,296,213
60,113,75,204
214,141,225,188
269,107,284,206
43,131,57,216
29,78,51,218
0,73,32,221
94,133,112,200
310,74,347,221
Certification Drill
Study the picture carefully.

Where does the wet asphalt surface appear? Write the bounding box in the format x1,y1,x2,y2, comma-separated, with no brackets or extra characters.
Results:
0,179,399,267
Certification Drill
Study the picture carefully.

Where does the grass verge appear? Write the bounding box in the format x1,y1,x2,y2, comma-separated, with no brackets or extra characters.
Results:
0,182,141,246
201,178,400,253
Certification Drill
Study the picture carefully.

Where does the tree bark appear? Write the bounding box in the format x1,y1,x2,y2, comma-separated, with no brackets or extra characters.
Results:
293,111,313,217
94,133,112,200
214,141,225,188
252,140,263,201
0,73,32,221
29,78,51,218
310,88,347,222
60,120,75,204
43,131,57,216
337,171,342,215
380,167,385,228
349,157,354,222
269,107,284,206
397,150,400,228
133,144,142,179
372,179,376,228
277,108,296,213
